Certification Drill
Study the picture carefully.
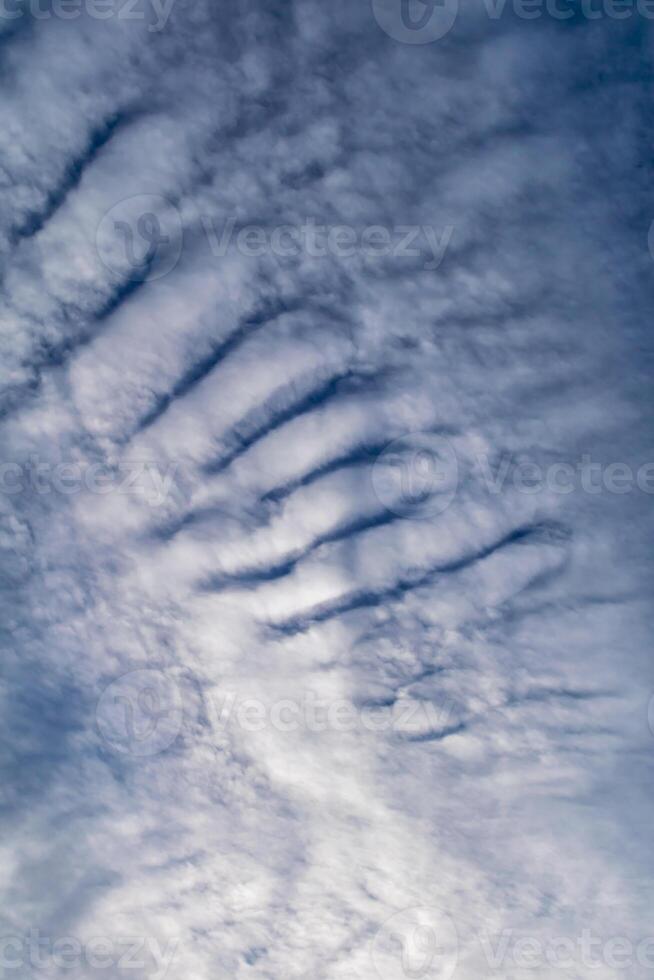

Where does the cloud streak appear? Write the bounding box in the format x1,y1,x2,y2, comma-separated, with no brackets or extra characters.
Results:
1,3,653,979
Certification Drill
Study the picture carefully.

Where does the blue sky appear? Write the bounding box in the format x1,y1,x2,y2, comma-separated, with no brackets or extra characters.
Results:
0,2,653,978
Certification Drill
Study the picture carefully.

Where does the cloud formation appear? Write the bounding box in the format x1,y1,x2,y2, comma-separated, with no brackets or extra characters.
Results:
1,2,653,979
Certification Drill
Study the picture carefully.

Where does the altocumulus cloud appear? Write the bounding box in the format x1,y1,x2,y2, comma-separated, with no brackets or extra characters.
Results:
0,2,653,979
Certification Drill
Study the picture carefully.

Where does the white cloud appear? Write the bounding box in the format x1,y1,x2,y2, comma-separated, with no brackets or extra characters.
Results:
0,3,653,979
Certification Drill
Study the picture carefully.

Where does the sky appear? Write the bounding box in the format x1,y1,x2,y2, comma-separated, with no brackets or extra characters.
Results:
1,1,654,979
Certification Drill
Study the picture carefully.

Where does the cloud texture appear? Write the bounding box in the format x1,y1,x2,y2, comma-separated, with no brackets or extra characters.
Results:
1,2,653,978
